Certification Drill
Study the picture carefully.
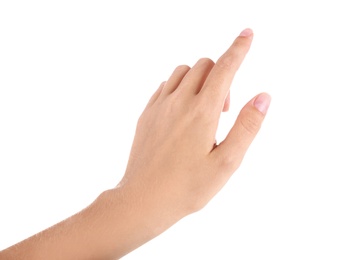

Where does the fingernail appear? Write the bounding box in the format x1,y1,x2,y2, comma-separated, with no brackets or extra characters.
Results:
253,93,271,115
239,28,253,37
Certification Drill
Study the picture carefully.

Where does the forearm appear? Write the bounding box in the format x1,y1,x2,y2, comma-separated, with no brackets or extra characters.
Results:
0,187,184,260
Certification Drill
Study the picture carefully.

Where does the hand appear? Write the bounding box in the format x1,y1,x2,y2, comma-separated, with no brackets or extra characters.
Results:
120,28,271,222
0,28,271,260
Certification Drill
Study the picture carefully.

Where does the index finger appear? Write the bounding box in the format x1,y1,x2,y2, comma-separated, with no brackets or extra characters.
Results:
199,28,253,110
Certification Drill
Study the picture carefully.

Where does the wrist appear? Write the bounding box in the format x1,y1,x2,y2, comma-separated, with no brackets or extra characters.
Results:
103,184,186,240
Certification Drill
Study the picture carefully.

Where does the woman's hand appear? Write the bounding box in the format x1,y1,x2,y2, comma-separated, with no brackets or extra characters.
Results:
0,28,271,260
120,28,271,223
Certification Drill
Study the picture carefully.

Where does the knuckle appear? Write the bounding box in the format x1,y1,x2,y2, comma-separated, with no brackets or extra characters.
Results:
216,54,234,70
175,64,190,72
219,153,240,172
191,99,211,120
239,114,261,135
197,57,215,67
164,95,182,115
184,182,211,214
185,196,204,214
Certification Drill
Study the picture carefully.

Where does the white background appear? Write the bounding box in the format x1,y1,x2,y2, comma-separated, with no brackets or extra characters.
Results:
1,1,339,259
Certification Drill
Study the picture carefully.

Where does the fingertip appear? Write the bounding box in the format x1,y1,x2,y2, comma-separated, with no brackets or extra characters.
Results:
239,28,253,38
253,93,271,115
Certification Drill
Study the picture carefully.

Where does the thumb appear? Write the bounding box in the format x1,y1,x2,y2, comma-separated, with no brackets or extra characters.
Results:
213,93,271,172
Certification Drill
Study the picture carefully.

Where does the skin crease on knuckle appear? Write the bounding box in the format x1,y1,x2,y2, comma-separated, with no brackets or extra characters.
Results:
239,108,263,135
216,54,234,71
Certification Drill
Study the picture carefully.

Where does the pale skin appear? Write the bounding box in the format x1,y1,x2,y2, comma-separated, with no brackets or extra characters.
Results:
0,28,271,259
